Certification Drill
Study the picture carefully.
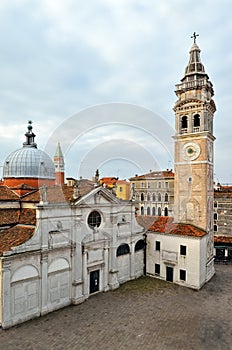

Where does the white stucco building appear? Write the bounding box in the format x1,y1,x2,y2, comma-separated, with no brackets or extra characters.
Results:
145,217,212,289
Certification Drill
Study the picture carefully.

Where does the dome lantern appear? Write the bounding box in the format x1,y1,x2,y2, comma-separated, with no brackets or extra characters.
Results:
23,120,37,148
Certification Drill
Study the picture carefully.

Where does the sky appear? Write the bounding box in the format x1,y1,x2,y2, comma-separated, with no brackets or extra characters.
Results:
0,0,231,183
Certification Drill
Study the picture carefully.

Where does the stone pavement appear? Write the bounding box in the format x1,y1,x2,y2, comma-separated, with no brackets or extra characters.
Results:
0,265,231,350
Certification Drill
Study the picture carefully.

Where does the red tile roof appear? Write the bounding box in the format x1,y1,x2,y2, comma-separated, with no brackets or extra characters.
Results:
130,170,174,181
214,191,232,198
22,181,95,203
0,226,34,256
0,206,36,255
136,216,158,230
21,190,40,202
99,177,117,188
116,180,129,185
0,209,20,226
19,208,36,225
137,215,207,237
0,186,20,201
214,236,232,243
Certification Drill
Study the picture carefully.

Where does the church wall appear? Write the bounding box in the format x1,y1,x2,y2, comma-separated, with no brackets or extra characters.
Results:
47,253,71,312
1,252,41,328
134,250,144,278
117,254,130,283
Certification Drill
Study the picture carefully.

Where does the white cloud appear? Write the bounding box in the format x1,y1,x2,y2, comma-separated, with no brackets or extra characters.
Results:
0,0,231,182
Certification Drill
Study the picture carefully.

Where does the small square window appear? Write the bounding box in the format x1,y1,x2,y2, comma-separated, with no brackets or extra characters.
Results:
155,264,160,275
155,241,160,251
180,269,186,281
180,245,186,256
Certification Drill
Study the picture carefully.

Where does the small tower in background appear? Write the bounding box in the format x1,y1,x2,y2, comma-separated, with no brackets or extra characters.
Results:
54,141,65,185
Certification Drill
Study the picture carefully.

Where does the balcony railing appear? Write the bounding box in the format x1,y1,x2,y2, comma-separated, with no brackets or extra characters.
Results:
175,78,208,91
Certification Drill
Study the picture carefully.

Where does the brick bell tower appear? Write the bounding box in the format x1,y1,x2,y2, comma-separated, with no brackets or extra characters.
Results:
54,141,65,185
173,33,216,276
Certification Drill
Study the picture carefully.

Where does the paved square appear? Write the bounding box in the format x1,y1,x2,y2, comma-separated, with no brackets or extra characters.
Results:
0,265,231,350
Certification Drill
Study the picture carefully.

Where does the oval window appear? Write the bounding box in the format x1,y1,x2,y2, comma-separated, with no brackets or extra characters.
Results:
88,211,101,228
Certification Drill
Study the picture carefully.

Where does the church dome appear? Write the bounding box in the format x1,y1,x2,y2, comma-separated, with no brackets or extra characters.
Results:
3,147,55,179
3,121,55,180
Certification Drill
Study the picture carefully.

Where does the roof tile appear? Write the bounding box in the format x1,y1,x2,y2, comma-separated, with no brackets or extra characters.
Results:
0,186,20,200
137,215,207,237
0,209,20,226
0,226,34,256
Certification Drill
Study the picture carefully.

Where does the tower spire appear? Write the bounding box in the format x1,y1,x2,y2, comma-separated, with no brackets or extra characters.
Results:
182,34,208,81
54,141,65,185
175,35,215,102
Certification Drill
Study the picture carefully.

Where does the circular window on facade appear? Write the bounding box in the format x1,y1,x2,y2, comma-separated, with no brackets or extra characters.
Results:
88,211,101,229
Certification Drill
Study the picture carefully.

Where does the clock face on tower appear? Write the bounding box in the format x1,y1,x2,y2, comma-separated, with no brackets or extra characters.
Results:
182,142,201,161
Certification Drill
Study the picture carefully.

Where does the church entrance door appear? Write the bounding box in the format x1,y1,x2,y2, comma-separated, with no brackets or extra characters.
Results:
90,270,100,294
166,266,173,282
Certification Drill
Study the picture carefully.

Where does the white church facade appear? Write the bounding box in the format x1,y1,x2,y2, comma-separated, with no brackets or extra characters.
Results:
0,184,144,328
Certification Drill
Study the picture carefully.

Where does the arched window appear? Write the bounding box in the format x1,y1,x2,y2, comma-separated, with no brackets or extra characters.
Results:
194,114,200,128
214,224,218,232
214,213,218,220
164,193,168,202
158,207,161,216
152,207,156,216
141,193,144,201
164,207,168,216
147,193,151,201
152,193,156,202
214,201,218,208
181,116,188,131
135,239,145,252
141,206,144,215
147,207,151,215
117,244,130,256
158,193,161,202
136,193,139,201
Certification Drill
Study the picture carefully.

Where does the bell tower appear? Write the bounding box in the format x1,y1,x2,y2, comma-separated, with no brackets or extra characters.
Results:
173,33,216,245
54,141,65,185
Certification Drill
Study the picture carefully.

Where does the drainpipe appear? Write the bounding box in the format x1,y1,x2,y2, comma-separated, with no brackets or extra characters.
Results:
143,232,147,276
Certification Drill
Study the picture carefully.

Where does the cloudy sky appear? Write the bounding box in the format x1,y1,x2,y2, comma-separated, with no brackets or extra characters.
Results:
0,0,231,182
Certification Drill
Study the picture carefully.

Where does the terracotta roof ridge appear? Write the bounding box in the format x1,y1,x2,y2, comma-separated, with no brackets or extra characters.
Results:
21,189,39,198
177,222,206,233
16,223,35,228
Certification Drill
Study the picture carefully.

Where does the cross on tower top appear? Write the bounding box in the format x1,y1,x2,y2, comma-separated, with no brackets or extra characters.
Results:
191,32,199,43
